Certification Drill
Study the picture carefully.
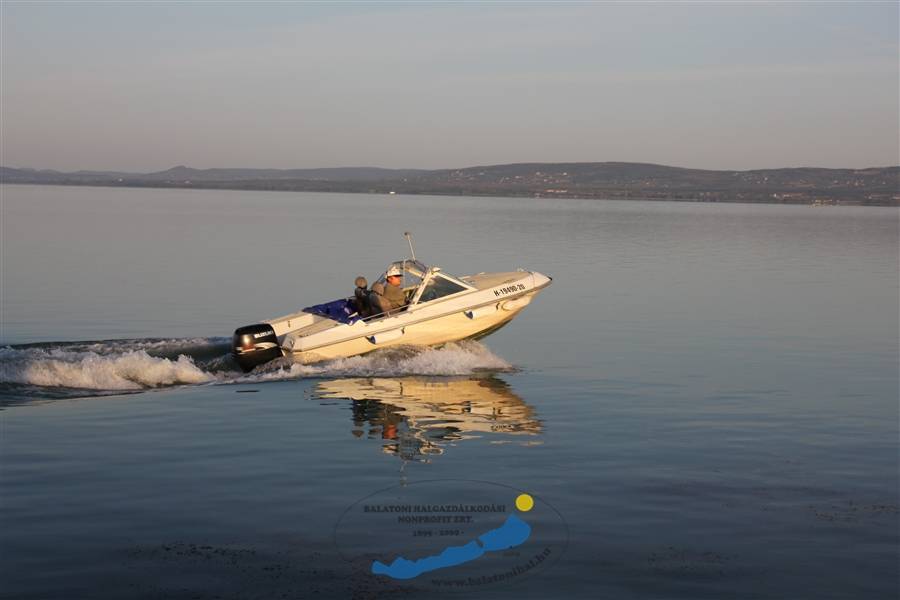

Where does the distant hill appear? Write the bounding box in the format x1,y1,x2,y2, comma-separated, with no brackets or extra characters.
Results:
0,166,139,183
0,165,425,183
402,162,899,204
2,162,897,205
137,165,429,182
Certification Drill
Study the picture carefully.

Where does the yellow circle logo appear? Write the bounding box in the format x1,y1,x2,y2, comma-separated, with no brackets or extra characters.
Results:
515,493,534,512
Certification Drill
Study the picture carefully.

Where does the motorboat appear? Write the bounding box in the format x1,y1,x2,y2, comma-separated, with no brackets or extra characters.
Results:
231,237,552,372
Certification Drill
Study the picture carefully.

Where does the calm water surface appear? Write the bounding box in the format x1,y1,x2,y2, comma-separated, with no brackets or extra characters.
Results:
1,185,897,599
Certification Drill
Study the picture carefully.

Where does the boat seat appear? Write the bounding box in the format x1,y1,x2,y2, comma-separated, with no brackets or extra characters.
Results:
368,282,392,316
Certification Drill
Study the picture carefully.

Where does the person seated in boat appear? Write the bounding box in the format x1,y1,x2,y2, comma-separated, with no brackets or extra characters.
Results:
369,266,408,316
350,276,372,317
382,265,407,310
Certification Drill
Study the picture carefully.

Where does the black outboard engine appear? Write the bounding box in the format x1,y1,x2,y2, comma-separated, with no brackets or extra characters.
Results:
232,323,282,372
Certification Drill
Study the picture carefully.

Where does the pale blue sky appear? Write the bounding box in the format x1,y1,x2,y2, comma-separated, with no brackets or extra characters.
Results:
2,2,897,171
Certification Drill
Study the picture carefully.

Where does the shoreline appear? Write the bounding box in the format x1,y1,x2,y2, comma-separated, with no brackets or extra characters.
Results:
2,180,895,207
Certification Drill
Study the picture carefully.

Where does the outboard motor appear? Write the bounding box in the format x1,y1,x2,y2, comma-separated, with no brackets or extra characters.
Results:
232,323,282,372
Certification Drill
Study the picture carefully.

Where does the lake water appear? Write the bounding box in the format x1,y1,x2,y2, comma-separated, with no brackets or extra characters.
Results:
1,184,897,599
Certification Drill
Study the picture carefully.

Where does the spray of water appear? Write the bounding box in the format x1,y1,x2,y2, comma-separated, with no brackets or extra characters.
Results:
0,338,512,398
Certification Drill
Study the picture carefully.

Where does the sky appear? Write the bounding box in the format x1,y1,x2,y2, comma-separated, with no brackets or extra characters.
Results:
1,2,898,172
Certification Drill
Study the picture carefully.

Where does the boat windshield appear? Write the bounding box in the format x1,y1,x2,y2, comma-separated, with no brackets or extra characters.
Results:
388,260,428,278
378,259,429,289
417,273,469,303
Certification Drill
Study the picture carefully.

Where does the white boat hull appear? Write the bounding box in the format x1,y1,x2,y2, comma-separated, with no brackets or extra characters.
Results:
284,293,532,364
233,269,550,370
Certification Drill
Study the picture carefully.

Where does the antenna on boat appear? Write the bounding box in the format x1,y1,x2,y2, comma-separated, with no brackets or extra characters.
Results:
404,231,416,261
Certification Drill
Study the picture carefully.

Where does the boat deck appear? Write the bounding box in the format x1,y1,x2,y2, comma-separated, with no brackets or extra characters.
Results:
461,271,527,290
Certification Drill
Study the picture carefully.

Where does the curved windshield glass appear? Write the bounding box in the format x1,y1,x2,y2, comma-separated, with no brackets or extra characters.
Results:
393,260,427,278
418,274,468,303
377,260,428,289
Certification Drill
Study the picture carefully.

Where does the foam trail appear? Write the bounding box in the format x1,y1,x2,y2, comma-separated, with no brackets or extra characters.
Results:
1,350,214,390
0,338,230,392
0,338,512,397
236,341,513,383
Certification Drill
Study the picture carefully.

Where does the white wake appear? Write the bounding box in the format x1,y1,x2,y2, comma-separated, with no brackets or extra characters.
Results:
0,338,512,394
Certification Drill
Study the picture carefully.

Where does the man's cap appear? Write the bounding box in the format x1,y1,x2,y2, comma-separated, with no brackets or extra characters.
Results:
385,266,403,277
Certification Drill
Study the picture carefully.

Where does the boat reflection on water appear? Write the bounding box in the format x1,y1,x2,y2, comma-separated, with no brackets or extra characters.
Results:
313,376,542,462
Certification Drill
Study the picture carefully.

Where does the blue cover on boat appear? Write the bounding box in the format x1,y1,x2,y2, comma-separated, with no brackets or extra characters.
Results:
303,298,358,324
